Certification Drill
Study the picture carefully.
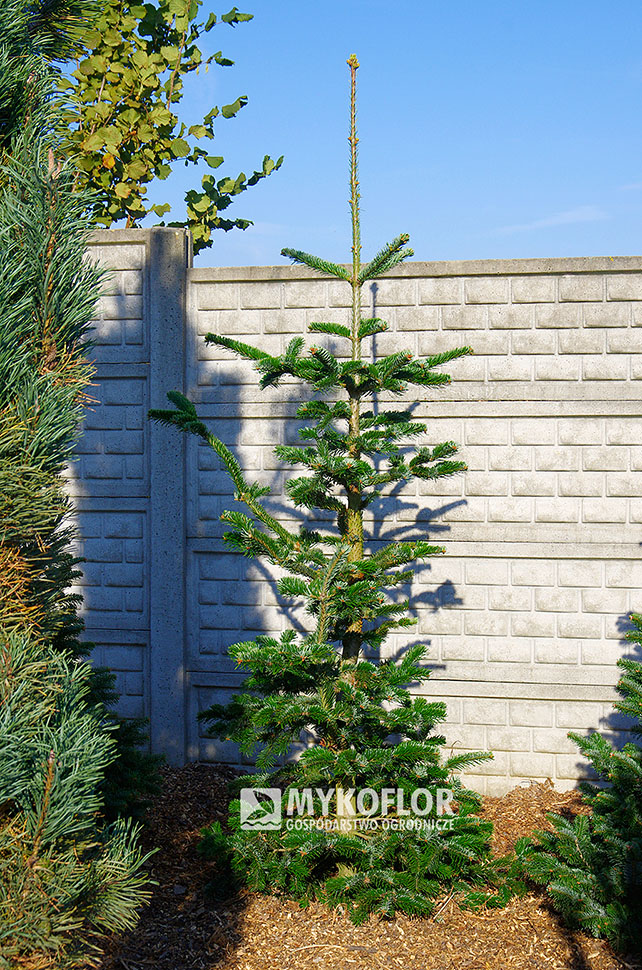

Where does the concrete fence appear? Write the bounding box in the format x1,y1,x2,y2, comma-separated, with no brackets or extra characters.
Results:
68,227,642,794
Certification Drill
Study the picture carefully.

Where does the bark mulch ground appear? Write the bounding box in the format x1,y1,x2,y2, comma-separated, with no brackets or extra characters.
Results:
96,765,641,970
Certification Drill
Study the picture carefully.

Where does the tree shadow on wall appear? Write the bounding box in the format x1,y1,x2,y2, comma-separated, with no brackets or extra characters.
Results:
207,284,468,679
211,282,469,711
199,378,466,669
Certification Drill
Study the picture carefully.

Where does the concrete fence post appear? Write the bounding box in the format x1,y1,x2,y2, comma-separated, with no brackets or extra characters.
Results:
148,227,192,764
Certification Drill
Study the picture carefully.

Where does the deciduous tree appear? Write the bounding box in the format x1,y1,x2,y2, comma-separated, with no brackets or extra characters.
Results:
61,0,282,252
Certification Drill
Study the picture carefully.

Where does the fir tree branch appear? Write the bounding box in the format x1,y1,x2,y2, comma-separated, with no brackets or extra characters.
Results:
357,233,413,284
281,247,350,280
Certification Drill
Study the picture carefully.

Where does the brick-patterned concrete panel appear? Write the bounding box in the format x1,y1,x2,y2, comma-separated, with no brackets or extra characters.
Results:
418,278,462,304
559,275,604,302
464,277,510,304
511,276,557,304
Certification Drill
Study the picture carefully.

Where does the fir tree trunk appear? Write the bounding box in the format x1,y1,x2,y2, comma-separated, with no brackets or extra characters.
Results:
343,54,364,662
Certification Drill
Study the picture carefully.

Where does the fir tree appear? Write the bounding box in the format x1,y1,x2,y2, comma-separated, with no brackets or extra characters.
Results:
518,613,642,955
0,0,160,821
0,3,151,963
151,55,508,923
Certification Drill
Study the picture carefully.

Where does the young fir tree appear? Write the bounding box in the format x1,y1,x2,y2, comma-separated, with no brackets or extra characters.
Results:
0,3,151,964
151,55,507,923
518,613,642,955
0,0,160,821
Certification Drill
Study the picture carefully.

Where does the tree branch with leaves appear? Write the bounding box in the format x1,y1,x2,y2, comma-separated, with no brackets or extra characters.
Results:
61,0,282,252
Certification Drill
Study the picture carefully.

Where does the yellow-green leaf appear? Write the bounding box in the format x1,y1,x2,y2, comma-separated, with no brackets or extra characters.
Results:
190,195,211,212
125,160,147,179
82,133,103,152
221,95,247,119
170,137,190,157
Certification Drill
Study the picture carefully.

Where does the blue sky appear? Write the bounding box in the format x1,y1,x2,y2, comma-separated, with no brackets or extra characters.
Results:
145,0,642,267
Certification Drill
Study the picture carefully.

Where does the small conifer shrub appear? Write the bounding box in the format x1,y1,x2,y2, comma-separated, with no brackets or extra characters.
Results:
518,613,642,954
151,55,509,923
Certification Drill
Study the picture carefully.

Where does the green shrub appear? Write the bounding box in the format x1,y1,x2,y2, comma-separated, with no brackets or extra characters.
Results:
0,0,160,822
0,632,150,969
518,612,642,954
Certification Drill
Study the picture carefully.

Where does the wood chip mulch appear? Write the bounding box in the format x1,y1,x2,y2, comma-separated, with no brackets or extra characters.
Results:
96,765,641,970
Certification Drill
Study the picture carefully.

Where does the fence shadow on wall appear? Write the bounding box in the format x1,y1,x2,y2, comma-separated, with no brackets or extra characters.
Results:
69,282,150,724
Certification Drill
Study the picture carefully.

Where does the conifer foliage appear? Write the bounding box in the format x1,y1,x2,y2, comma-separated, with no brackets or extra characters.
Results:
0,633,150,967
0,0,160,821
518,613,642,954
151,56,505,922
0,2,150,964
